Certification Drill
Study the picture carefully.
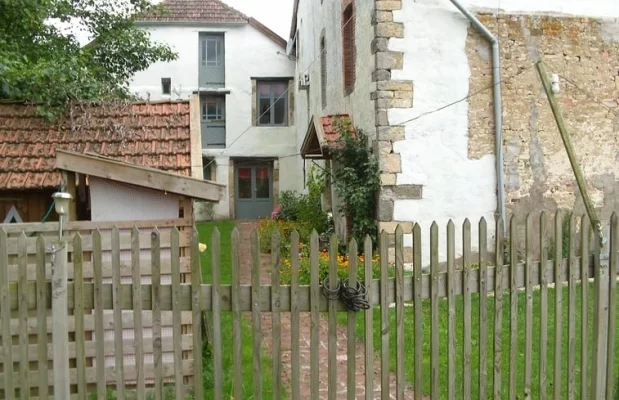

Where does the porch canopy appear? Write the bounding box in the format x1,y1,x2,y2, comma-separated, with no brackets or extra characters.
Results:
300,114,354,160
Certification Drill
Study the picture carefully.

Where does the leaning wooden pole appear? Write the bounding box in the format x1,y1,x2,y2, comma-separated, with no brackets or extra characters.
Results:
535,61,604,244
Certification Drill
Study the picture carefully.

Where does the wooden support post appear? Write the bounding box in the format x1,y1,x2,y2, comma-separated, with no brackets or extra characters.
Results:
535,61,604,245
591,237,610,398
52,240,70,398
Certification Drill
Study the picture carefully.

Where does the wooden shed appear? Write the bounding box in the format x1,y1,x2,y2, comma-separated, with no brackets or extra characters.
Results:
0,98,223,396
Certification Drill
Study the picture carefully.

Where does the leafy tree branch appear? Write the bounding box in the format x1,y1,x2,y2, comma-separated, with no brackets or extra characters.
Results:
0,0,177,120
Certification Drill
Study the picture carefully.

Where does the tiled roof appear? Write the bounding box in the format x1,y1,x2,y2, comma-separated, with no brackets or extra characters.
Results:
300,114,355,159
320,114,355,148
138,0,248,23
0,101,192,190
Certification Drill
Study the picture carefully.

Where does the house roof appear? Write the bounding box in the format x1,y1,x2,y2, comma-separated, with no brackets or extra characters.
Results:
0,100,193,190
137,0,288,48
300,114,355,159
138,0,248,23
56,150,224,202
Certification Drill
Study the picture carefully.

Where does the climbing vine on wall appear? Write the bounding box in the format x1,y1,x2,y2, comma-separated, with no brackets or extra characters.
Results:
329,116,380,249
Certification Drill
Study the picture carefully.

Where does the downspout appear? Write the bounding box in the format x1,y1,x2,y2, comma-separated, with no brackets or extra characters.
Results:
448,0,506,232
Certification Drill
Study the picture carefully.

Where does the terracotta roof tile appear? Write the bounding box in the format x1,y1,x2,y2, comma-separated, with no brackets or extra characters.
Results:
0,101,192,190
320,114,355,148
138,0,248,23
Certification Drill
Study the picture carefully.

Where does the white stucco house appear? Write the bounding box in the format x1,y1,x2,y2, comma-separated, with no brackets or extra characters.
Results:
290,0,619,265
130,0,303,219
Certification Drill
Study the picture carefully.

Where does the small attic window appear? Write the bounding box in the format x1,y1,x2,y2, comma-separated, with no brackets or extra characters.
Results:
161,78,171,95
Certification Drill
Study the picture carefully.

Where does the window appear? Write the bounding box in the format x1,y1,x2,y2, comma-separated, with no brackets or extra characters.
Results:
342,2,356,93
161,78,171,95
201,36,223,66
257,80,288,126
203,157,215,180
320,36,327,109
202,97,225,121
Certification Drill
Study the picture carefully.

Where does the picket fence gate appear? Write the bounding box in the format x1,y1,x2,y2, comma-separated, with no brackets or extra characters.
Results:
0,211,618,399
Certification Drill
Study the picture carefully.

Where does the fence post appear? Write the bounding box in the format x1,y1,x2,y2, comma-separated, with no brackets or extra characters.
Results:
52,240,70,398
591,234,610,398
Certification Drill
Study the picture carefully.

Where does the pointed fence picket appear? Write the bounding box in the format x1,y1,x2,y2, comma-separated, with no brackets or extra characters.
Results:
0,212,617,399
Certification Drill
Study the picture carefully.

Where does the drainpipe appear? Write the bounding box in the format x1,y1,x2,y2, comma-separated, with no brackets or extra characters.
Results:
448,0,506,233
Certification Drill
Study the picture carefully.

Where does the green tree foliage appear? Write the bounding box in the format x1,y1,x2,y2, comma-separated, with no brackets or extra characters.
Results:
0,0,177,119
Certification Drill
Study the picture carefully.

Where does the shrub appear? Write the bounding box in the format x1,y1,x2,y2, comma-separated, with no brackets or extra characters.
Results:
275,166,331,235
257,219,313,256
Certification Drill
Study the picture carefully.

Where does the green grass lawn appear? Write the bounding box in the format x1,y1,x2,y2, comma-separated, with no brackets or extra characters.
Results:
199,220,282,399
338,283,619,399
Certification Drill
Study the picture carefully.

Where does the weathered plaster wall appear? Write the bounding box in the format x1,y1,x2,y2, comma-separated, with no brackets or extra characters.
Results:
384,0,619,265
467,14,619,227
294,0,376,141
294,0,376,238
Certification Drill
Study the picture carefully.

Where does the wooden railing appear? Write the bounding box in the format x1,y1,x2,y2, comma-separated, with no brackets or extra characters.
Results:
1,212,618,399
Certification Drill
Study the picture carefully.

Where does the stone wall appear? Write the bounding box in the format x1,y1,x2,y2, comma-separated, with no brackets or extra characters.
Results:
467,14,619,234
373,0,417,262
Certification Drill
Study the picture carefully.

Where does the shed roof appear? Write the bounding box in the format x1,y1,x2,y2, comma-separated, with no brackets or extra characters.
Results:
300,114,355,159
56,150,224,202
0,100,192,190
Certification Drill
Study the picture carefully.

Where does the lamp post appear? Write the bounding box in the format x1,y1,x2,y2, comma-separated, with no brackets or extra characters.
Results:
51,191,72,399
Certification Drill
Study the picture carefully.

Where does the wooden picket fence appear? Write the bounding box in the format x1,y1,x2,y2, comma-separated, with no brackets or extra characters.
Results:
0,212,618,399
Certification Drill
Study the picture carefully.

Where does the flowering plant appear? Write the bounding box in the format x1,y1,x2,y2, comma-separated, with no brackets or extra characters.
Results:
271,204,282,219
280,244,385,285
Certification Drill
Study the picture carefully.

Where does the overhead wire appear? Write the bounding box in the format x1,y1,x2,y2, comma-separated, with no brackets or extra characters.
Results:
210,62,536,168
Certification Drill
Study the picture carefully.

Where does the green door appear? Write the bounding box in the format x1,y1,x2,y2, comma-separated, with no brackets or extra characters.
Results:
235,163,273,219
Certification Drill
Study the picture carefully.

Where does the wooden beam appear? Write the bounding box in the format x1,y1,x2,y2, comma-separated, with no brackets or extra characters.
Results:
55,150,224,202
189,95,204,180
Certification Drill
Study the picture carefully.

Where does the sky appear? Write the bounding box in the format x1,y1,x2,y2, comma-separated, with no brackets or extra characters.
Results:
221,0,294,40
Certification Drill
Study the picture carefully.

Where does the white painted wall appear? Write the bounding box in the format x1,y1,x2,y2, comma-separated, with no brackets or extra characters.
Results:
89,177,180,221
130,22,302,219
294,0,376,144
388,0,619,265
293,0,376,236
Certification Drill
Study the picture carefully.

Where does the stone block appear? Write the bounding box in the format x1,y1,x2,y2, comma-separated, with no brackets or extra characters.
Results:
381,184,422,202
376,0,402,11
376,22,404,38
374,10,393,23
375,109,389,126
378,221,413,233
380,126,405,141
379,153,401,173
387,246,413,264
377,80,414,91
377,198,394,221
372,69,391,82
371,90,394,100
388,98,413,108
376,140,393,154
394,90,413,99
380,173,396,185
376,51,404,70
392,184,423,199
371,37,389,54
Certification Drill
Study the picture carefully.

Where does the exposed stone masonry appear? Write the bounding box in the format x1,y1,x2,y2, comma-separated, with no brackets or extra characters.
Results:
466,13,619,224
372,0,418,262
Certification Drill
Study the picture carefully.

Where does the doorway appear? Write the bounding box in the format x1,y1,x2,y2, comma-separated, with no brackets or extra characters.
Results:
235,163,273,219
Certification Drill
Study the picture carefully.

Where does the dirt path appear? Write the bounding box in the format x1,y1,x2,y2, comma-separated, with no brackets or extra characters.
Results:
236,221,417,399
